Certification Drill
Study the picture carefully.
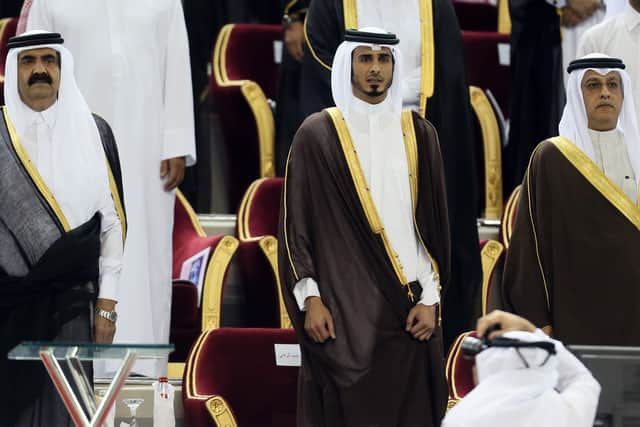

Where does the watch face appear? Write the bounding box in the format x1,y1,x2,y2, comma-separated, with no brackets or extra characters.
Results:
109,312,118,322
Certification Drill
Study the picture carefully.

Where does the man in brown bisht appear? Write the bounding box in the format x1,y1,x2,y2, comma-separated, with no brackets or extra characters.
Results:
278,27,450,426
503,54,640,346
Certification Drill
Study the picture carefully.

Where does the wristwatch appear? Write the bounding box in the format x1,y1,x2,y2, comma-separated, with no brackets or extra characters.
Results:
95,307,118,323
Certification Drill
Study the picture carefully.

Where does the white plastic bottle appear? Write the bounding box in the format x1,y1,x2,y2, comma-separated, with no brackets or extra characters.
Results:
152,377,176,427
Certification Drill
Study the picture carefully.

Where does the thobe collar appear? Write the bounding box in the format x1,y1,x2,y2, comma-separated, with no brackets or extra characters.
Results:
623,5,640,33
586,127,621,144
345,94,394,134
25,101,58,133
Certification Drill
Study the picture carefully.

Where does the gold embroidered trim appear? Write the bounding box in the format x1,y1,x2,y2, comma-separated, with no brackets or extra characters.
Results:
213,24,275,177
526,144,551,311
498,0,512,34
470,86,503,219
2,107,70,231
418,0,435,118
105,161,127,240
284,0,298,14
501,185,521,249
282,147,301,281
327,107,412,297
480,240,504,316
549,136,640,229
401,110,419,212
343,0,358,29
401,111,442,315
201,235,239,331
304,17,332,71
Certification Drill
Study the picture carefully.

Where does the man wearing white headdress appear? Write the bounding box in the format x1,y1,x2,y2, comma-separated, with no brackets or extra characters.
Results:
19,0,197,378
503,54,640,346
279,27,450,426
443,310,601,427
0,30,125,426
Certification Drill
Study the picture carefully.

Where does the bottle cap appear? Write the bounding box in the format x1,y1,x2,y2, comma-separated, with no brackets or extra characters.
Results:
159,376,168,382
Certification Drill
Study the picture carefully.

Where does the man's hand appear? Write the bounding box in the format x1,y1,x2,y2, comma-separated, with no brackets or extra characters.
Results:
160,156,186,191
406,304,436,341
476,310,537,341
304,296,336,343
566,0,602,20
94,298,117,344
284,22,305,62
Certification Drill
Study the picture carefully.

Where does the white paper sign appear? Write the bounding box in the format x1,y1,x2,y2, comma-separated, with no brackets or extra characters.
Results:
274,344,301,366
274,40,284,64
179,247,211,306
498,43,511,66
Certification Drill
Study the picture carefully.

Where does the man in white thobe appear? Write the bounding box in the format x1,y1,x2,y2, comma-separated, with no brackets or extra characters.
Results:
578,0,640,125
443,311,601,427
19,0,197,377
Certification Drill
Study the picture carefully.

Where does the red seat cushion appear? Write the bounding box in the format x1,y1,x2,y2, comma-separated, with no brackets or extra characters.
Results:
184,328,298,427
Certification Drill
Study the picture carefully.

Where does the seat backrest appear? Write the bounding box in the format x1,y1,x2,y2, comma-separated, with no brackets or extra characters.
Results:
211,23,282,99
470,86,503,219
0,18,18,105
462,31,511,118
173,190,210,277
237,177,284,239
184,328,299,427
445,330,477,406
500,184,521,249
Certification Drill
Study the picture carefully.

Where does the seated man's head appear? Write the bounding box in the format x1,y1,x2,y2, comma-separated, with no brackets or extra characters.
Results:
350,45,394,104
581,70,623,131
17,47,61,112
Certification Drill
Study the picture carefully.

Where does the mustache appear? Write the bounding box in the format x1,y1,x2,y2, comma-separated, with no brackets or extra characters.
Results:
28,73,52,86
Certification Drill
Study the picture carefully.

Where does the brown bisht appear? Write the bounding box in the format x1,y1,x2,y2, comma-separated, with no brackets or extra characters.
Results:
278,108,450,426
502,137,640,346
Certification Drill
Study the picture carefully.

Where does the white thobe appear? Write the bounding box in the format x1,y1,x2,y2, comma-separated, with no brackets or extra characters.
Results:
356,0,423,110
578,6,640,126
588,128,638,203
23,0,196,377
293,98,440,310
19,102,122,301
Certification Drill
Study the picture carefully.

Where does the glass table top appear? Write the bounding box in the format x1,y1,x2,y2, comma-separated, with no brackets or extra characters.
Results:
8,341,174,361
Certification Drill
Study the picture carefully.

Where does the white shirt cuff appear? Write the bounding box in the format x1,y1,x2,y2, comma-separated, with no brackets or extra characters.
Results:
98,273,118,301
293,277,321,311
417,271,440,306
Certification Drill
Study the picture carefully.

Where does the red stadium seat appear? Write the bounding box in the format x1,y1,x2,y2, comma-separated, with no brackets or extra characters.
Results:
170,190,238,363
183,328,298,427
210,24,283,211
0,18,19,105
236,178,291,329
445,331,477,410
462,31,511,118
